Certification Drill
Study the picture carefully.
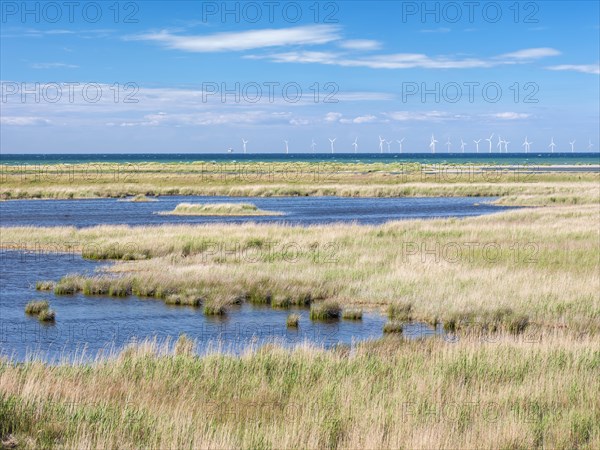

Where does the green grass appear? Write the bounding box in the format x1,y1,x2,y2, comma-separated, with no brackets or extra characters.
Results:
310,301,341,321
24,300,49,315
388,301,413,321
203,302,226,316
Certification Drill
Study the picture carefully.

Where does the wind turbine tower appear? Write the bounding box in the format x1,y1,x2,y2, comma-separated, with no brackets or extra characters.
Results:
284,140,289,154
397,138,405,153
473,139,481,153
486,133,494,153
430,134,438,154
460,139,466,153
379,136,385,154
549,138,556,153
242,139,248,154
569,140,576,153
329,138,336,154
445,137,452,153
522,137,532,153
352,137,358,153
311,139,316,153
587,139,594,151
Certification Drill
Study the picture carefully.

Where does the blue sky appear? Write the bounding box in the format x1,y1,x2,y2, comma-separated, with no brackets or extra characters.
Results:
1,1,599,153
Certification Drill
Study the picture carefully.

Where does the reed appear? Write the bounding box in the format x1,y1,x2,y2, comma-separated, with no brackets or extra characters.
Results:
342,309,363,320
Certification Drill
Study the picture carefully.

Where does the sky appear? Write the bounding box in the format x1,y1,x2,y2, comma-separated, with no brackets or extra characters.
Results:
1,0,599,154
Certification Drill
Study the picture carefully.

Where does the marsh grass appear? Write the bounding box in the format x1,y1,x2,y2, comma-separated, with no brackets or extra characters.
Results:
310,301,341,321
203,301,227,316
126,194,157,202
286,313,300,328
35,281,55,291
37,309,56,322
161,202,282,216
342,309,363,320
24,300,49,315
383,321,403,333
3,332,595,448
388,301,413,321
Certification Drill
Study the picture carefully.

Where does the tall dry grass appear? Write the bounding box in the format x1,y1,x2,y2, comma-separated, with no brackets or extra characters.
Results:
0,332,598,449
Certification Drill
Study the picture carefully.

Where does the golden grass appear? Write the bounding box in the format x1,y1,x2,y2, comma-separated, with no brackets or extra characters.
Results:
1,332,598,449
1,162,598,206
2,203,598,332
160,202,282,216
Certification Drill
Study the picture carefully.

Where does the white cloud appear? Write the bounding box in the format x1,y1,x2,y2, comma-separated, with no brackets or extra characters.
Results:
384,111,464,122
128,25,341,52
420,28,451,33
491,112,531,120
0,116,52,126
337,39,382,51
30,62,79,69
546,64,600,75
324,112,343,122
340,115,378,124
250,47,561,70
498,48,561,60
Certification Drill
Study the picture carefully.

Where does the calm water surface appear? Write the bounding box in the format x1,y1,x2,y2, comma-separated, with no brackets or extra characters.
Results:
0,251,442,363
0,196,511,227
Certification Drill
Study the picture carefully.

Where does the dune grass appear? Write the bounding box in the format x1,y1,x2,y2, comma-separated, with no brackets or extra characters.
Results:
1,332,598,449
160,202,282,216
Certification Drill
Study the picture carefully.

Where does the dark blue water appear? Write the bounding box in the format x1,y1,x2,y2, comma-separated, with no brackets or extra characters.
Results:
1,153,599,166
0,196,511,228
0,251,441,363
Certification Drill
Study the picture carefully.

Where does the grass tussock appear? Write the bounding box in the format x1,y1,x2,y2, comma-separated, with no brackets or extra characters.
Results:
443,307,531,335
310,301,341,321
24,300,55,322
342,309,363,320
383,321,403,334
24,300,49,315
388,301,413,322
286,313,300,328
35,281,55,291
161,202,282,216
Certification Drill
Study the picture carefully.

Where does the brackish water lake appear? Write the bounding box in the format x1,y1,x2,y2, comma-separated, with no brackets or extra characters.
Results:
0,195,511,227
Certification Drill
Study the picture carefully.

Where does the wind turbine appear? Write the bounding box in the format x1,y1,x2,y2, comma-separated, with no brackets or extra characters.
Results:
311,139,316,153
242,138,248,154
329,138,336,154
385,140,392,153
378,136,385,154
429,134,438,153
473,139,481,153
396,138,405,153
587,139,594,151
522,137,532,153
227,147,234,153
352,137,358,153
549,137,556,153
569,140,576,153
284,140,289,154
497,136,503,152
445,137,452,153
486,133,494,153
505,140,510,152
460,139,467,153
